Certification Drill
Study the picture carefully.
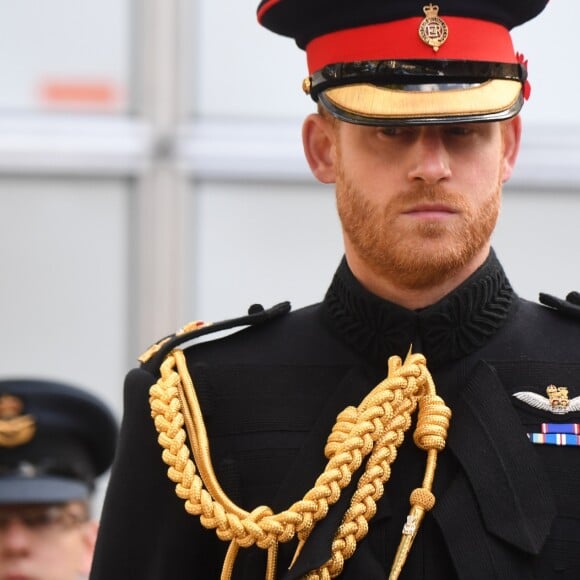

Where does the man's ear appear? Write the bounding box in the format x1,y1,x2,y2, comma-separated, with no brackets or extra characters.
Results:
500,115,522,183
302,113,337,184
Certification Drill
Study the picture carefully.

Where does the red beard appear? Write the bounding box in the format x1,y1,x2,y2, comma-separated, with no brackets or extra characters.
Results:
336,174,501,290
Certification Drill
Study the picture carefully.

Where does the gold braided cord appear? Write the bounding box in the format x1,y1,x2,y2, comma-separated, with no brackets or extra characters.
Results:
303,358,451,580
149,349,451,579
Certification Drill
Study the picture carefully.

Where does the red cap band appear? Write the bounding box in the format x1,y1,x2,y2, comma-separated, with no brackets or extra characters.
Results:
306,17,517,74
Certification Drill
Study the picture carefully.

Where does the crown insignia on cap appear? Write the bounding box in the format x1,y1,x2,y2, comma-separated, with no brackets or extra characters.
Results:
0,394,36,448
419,4,448,52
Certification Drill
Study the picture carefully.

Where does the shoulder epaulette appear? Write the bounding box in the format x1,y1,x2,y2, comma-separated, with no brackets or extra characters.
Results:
539,291,580,322
138,301,291,373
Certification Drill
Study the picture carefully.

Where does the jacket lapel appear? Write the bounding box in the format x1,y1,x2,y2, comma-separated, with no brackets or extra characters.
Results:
434,360,556,578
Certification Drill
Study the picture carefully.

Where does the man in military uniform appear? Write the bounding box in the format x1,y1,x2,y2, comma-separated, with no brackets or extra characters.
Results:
0,379,117,580
91,1,580,578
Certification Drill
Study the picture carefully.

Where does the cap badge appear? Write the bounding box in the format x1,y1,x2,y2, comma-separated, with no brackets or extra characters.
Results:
419,4,448,52
0,394,36,448
513,385,580,415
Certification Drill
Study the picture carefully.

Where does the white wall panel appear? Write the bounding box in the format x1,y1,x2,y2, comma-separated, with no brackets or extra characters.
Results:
493,185,580,300
187,180,343,322
511,0,578,125
194,0,313,119
0,0,131,112
0,178,131,412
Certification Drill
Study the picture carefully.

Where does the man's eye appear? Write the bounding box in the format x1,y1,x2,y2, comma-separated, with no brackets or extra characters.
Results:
22,512,55,528
446,126,472,136
379,127,406,137
0,511,54,529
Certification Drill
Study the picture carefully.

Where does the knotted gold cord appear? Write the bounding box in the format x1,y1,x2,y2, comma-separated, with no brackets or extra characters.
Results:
149,348,451,579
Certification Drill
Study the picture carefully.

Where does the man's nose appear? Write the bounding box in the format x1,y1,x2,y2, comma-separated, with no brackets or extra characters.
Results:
0,518,33,554
407,131,452,184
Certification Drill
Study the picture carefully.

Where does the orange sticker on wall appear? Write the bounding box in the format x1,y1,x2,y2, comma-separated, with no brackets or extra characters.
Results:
38,79,121,109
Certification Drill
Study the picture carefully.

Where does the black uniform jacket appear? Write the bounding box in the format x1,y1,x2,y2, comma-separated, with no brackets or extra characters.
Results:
91,251,580,579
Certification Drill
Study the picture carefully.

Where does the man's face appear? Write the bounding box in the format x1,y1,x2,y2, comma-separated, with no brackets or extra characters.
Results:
0,501,97,580
331,120,517,290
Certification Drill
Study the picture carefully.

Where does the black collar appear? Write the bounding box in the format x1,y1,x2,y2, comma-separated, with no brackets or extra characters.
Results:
322,250,516,367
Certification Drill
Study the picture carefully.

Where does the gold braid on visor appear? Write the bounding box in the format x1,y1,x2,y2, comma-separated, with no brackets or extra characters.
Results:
320,79,523,125
308,59,527,125
149,333,451,580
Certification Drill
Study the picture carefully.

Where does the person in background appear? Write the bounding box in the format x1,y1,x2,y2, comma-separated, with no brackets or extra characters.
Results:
91,1,580,578
0,379,117,580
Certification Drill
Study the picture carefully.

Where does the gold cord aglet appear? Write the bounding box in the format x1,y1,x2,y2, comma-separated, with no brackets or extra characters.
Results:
289,538,306,570
389,505,425,580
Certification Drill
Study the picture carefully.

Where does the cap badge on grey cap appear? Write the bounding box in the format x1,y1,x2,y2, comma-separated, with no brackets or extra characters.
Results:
419,4,448,52
0,394,36,448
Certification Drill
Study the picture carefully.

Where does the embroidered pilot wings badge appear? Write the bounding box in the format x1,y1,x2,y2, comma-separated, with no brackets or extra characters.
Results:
513,385,580,415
